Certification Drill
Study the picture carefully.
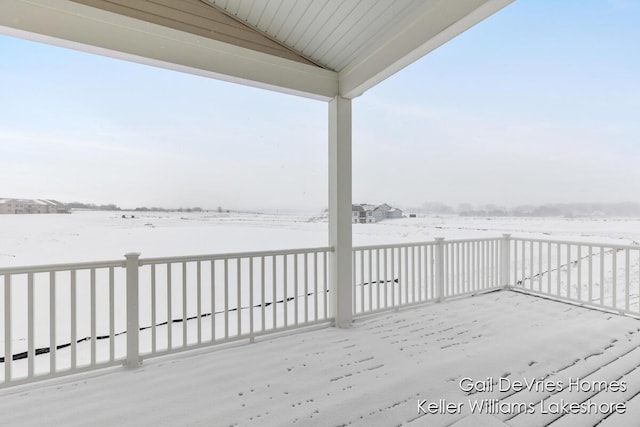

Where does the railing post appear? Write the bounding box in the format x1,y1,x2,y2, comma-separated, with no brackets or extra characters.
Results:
4,274,11,381
435,238,445,302
125,252,141,369
501,234,511,290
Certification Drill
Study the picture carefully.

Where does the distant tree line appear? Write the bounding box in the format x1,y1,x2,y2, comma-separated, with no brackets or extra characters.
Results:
67,202,122,211
67,202,222,213
415,201,640,217
133,206,204,212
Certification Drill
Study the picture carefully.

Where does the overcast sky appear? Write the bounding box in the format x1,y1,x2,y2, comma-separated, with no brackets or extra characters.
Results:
1,1,639,212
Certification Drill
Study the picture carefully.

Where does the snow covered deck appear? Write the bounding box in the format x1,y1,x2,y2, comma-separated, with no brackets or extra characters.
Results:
1,290,639,426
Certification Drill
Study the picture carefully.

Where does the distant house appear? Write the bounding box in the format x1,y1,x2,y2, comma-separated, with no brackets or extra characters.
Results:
42,199,70,214
0,198,69,214
372,203,391,221
386,208,403,219
352,204,375,223
0,199,15,214
352,203,403,223
352,204,365,223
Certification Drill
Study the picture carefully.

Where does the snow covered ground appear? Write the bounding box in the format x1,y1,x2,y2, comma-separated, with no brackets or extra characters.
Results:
2,210,640,267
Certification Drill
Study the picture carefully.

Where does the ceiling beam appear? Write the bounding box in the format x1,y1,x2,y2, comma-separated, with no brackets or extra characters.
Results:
0,0,338,101
339,0,514,99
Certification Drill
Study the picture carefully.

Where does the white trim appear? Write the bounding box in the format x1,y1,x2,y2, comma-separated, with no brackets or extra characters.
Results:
0,0,338,100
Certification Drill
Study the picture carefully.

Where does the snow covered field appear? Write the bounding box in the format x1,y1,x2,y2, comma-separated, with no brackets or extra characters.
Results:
2,210,640,267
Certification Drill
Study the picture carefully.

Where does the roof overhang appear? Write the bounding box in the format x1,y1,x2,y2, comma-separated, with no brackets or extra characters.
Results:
0,0,337,100
339,0,514,98
0,0,513,101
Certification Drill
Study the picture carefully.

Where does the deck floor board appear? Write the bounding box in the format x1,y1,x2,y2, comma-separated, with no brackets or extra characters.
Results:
1,291,639,426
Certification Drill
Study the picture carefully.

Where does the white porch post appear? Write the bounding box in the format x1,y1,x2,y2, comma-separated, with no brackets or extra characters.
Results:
329,96,353,328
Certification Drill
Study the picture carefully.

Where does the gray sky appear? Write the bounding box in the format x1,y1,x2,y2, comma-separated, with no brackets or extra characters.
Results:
1,1,639,211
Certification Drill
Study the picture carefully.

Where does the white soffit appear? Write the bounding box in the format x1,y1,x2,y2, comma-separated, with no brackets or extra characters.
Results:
338,0,514,98
209,0,514,98
0,0,338,100
206,0,426,72
0,0,513,100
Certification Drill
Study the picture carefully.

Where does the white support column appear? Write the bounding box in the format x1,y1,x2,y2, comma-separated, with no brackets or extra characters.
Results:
329,96,353,328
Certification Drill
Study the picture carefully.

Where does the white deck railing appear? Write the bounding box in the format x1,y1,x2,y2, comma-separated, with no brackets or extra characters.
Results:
135,248,332,362
509,237,640,316
1,247,332,388
352,237,504,316
1,259,127,387
3,235,640,388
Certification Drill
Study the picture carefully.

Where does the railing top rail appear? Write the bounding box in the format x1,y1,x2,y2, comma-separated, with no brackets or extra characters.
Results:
0,247,336,275
0,259,124,275
139,246,334,265
353,242,436,251
511,236,640,250
5,235,638,276
445,237,503,244
353,237,501,251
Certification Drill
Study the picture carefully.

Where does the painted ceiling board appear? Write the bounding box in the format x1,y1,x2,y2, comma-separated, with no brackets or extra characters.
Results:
207,0,429,72
1,0,514,99
0,0,338,100
72,0,315,65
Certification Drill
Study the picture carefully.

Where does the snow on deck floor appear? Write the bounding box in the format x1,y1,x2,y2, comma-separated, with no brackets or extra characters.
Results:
2,291,640,427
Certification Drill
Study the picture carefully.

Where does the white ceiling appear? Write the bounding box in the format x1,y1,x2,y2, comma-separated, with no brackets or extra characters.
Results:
204,0,515,98
206,0,429,72
0,0,514,100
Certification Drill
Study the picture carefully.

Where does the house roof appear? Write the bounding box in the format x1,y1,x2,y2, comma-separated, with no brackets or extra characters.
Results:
359,204,377,211
374,203,392,211
0,0,513,100
0,198,65,206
